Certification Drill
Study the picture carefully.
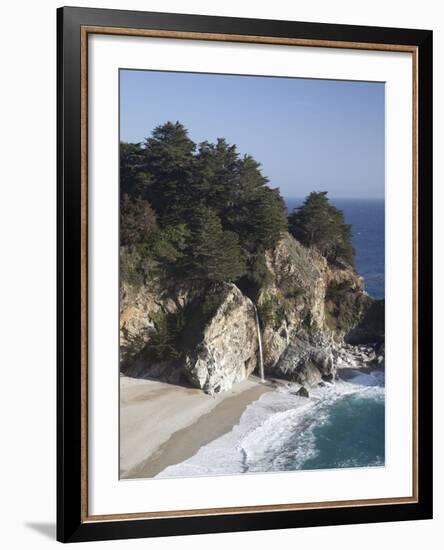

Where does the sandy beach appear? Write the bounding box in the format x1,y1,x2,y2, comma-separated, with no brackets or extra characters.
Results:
120,374,271,479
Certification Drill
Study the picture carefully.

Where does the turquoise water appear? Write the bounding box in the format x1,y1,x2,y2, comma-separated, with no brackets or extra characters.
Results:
290,389,385,470
156,373,385,478
240,373,385,473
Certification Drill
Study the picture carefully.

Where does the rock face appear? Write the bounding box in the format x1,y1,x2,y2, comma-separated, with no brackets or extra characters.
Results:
345,299,385,345
256,234,369,385
336,342,385,374
119,284,160,364
258,234,329,371
120,281,259,394
120,280,201,365
120,232,382,393
270,337,335,386
184,284,258,394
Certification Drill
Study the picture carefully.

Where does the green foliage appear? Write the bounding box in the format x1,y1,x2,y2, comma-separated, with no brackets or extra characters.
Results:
258,292,275,325
182,206,246,282
120,194,157,246
257,290,293,331
120,224,190,287
288,192,355,266
120,142,148,198
120,246,144,287
148,312,182,360
248,188,288,250
149,224,190,267
247,249,272,288
285,287,305,300
326,280,353,301
325,280,370,333
223,156,288,253
140,121,196,221
120,122,288,286
193,139,241,212
120,124,359,295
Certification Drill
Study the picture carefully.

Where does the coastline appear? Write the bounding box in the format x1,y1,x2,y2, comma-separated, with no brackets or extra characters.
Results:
154,365,385,478
120,374,271,479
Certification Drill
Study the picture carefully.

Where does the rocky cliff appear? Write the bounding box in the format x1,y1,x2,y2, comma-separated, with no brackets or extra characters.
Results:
120,232,383,393
257,233,374,384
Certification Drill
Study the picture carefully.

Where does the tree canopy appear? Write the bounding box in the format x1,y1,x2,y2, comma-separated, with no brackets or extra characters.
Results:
120,123,355,288
120,121,287,287
120,193,157,246
288,191,355,266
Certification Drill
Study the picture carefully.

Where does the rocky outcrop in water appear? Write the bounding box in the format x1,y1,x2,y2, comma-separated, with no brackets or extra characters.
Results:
295,386,310,397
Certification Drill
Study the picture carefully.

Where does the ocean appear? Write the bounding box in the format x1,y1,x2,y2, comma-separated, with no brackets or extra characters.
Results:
241,372,385,472
155,198,385,478
157,371,385,478
285,198,385,299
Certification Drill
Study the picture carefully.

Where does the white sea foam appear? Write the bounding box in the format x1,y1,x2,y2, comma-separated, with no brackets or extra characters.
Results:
156,370,385,479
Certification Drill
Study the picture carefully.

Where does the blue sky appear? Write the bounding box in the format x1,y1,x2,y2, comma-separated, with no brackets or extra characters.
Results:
120,70,385,199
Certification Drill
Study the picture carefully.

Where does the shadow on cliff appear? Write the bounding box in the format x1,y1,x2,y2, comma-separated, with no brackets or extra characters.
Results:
345,299,385,345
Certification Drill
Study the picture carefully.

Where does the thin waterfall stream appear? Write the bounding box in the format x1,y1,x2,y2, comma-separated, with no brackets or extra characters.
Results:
254,306,265,382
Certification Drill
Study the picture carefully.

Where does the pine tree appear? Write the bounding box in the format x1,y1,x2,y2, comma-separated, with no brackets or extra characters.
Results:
224,155,287,252
183,206,246,282
289,192,355,266
142,121,196,222
122,124,361,288
193,139,241,214
248,187,288,250
120,142,151,198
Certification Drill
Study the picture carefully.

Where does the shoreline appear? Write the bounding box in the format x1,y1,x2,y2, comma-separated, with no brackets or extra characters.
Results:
120,361,384,480
153,366,386,478
120,374,271,479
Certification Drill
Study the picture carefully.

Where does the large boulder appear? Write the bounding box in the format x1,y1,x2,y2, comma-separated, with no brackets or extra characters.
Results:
296,386,310,398
184,283,259,394
269,336,336,386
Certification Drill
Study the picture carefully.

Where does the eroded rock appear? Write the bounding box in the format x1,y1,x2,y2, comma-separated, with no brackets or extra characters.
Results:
184,283,259,394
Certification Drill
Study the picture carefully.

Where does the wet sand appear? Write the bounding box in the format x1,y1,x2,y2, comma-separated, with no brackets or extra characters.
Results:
120,375,271,479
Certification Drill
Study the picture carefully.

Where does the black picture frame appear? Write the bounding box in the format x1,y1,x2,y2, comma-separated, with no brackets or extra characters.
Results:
57,6,433,543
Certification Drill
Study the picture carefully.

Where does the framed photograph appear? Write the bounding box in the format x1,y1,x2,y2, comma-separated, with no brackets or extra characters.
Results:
57,6,433,543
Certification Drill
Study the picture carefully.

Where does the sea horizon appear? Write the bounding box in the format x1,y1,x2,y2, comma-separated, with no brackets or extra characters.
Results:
284,196,384,202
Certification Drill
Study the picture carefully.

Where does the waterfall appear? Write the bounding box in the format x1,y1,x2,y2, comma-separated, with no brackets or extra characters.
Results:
254,306,265,382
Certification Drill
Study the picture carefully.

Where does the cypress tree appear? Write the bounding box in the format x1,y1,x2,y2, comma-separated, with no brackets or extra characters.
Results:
141,121,196,222
288,192,355,266
183,206,246,282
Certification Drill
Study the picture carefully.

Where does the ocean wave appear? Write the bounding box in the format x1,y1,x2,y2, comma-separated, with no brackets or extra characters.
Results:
240,376,384,472
156,371,385,479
